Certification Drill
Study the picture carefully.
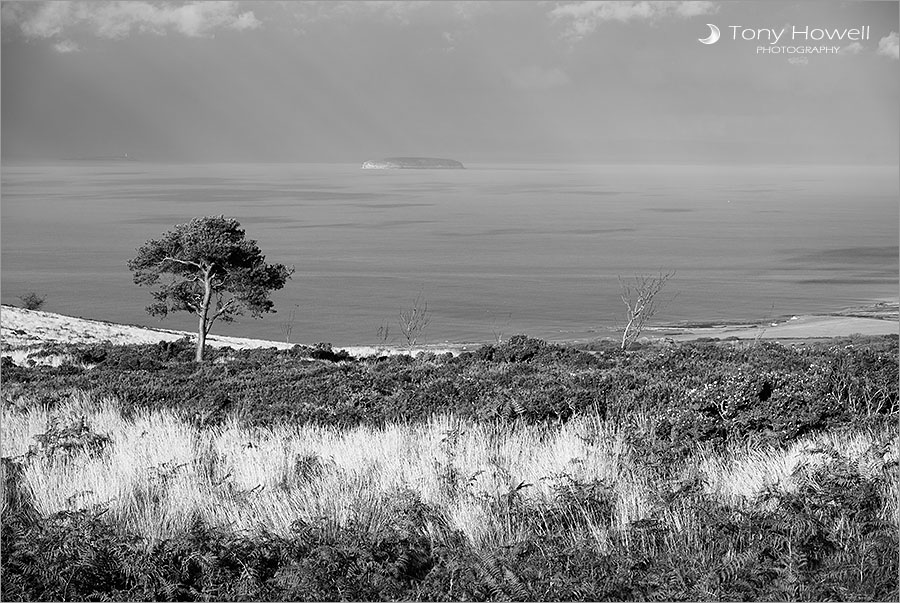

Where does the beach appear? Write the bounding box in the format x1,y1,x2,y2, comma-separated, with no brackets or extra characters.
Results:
2,301,895,365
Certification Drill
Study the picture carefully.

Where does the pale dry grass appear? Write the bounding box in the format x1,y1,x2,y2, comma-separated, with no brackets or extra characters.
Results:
3,391,897,550
698,428,897,499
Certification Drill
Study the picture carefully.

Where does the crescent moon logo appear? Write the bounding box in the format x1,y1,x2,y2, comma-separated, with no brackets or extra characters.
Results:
698,23,720,44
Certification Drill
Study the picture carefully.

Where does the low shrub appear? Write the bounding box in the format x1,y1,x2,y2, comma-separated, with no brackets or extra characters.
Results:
1,336,896,458
18,293,46,311
28,415,112,461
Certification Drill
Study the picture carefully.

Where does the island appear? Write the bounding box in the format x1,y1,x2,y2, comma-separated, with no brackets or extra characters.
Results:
361,157,464,169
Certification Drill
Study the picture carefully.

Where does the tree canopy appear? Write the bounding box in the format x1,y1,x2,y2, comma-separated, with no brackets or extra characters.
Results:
128,216,292,360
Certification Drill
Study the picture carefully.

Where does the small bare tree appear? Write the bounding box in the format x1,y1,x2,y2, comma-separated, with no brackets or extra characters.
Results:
376,320,396,348
751,302,776,347
281,304,300,344
399,292,431,349
618,270,676,351
488,310,512,344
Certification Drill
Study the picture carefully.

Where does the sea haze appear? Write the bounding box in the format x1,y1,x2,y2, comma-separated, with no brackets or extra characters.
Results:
1,162,897,346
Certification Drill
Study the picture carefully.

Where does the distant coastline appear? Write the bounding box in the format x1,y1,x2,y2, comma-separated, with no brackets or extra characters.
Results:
2,301,896,366
361,157,464,169
61,155,137,162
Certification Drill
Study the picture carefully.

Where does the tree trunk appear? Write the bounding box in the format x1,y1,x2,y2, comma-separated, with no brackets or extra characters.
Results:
196,270,213,362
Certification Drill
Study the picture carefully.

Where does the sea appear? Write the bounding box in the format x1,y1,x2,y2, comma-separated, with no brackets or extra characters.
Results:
1,162,897,346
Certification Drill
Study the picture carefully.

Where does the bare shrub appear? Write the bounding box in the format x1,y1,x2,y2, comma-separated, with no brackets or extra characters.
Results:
488,311,512,345
281,304,300,344
376,320,396,348
618,270,676,351
399,292,431,349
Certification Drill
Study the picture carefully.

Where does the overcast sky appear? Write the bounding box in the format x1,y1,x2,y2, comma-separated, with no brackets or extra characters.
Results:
2,1,898,164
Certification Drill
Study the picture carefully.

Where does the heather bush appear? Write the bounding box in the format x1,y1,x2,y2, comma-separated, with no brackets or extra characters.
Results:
2,337,896,442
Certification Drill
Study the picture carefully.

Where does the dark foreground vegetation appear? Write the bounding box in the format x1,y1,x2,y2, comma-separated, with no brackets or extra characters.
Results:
5,335,897,454
2,335,898,601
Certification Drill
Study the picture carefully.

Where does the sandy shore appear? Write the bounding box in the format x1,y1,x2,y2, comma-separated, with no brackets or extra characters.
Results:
1,301,897,364
654,315,897,342
651,300,898,342
0,305,463,361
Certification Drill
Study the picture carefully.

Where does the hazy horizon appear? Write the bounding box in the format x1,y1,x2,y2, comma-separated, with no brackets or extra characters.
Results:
4,159,898,167
3,1,898,165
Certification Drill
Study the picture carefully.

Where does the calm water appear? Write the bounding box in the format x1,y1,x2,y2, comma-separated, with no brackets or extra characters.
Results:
2,162,897,346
